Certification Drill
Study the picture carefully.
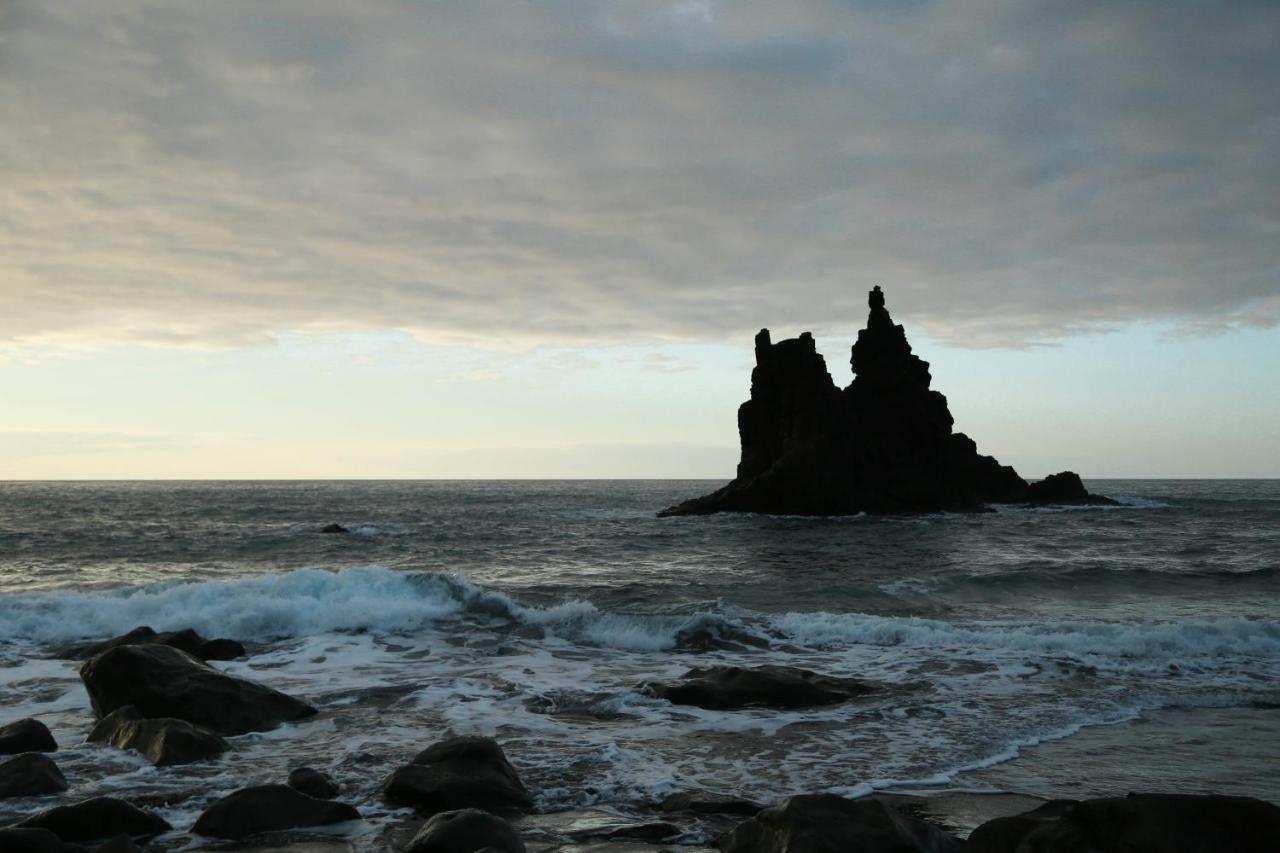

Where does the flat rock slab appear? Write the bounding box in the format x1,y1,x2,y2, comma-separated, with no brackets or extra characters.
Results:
0,718,58,754
80,644,315,735
192,784,362,840
89,704,230,766
13,796,172,844
383,736,531,816
0,752,69,799
639,665,876,710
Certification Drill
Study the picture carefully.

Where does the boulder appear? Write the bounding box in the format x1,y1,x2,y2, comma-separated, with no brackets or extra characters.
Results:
0,718,58,754
720,794,961,853
0,827,68,853
660,287,1112,516
191,784,361,840
87,705,229,766
0,752,69,798
13,796,171,844
55,626,245,662
93,836,142,853
287,766,340,799
1026,471,1119,506
967,793,1280,853
640,665,876,710
659,791,763,816
406,808,526,853
382,736,531,816
79,644,316,735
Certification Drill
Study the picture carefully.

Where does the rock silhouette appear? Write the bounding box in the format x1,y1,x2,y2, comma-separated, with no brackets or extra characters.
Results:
660,286,1114,516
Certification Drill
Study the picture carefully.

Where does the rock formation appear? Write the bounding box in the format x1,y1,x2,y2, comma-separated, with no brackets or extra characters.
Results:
660,286,1114,516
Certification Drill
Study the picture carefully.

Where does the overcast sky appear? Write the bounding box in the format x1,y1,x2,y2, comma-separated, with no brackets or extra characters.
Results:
2,1,1277,478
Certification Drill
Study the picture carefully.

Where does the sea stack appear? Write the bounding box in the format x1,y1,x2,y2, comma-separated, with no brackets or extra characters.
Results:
660,287,1114,516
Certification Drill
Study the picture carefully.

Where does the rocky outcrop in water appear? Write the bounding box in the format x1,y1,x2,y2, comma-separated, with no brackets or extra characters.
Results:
382,736,532,816
0,753,68,799
0,718,58,755
660,287,1114,516
56,626,245,662
87,705,229,766
287,766,340,799
12,797,171,845
406,808,526,853
190,784,361,840
639,665,877,711
79,644,316,735
720,794,962,853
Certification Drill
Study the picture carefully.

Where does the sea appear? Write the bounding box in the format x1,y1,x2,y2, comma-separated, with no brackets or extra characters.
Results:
0,479,1277,847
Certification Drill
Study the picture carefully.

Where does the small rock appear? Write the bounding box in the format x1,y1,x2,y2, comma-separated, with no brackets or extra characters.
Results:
88,705,229,766
13,796,171,844
0,753,69,798
320,524,349,534
382,736,531,816
406,808,525,853
0,718,58,755
191,784,361,840
659,791,762,816
639,665,876,710
720,794,961,853
287,766,340,799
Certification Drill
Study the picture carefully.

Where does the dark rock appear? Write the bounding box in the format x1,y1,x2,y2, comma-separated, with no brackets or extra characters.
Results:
79,644,316,735
639,665,876,710
320,524,349,534
0,718,58,754
13,796,171,844
93,836,141,853
0,827,68,853
659,791,763,816
0,752,69,798
87,705,229,766
55,626,245,662
660,287,1112,516
720,794,961,853
967,793,1280,853
382,736,531,816
287,766,340,799
191,784,361,840
1026,471,1119,506
406,808,525,853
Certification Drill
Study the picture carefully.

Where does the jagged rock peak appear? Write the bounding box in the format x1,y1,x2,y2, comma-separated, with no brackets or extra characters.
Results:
850,286,931,393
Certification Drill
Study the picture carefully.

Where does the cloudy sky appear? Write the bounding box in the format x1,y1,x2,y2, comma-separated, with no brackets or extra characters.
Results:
2,0,1277,478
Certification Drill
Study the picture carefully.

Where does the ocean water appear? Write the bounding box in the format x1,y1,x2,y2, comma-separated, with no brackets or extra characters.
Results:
0,479,1277,846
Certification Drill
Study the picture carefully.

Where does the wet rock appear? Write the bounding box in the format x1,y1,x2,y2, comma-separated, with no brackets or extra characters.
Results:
320,523,350,534
660,287,1112,516
720,794,961,853
79,644,316,735
93,836,142,853
640,665,876,710
1026,471,1119,506
659,791,763,817
0,752,69,798
0,717,58,754
0,827,68,853
13,796,171,844
287,766,340,799
517,808,680,843
406,808,525,853
87,705,229,766
55,626,245,662
190,784,361,840
382,736,532,816
967,793,1280,853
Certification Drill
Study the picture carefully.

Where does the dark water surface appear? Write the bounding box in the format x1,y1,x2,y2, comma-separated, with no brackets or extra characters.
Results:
0,479,1276,846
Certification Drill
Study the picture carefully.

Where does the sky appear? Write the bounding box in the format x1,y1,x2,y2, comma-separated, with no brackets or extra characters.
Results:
1,0,1277,479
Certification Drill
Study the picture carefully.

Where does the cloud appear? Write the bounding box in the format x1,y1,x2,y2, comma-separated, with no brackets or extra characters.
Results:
1,0,1276,350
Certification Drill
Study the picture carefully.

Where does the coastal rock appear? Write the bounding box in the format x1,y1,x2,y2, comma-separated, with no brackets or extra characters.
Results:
1026,471,1118,506
382,736,532,816
720,794,961,853
0,718,58,754
639,665,875,710
13,796,171,844
967,793,1280,853
191,784,361,840
320,523,350,534
0,827,67,853
56,625,246,662
516,808,680,843
79,644,316,735
0,753,69,798
287,766,340,799
93,836,142,853
659,791,763,817
87,705,229,766
660,287,1112,516
406,808,526,853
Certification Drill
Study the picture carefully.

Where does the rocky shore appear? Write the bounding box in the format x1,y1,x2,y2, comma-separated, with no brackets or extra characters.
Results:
2,625,1277,852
